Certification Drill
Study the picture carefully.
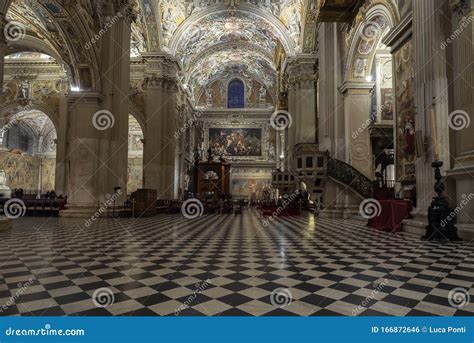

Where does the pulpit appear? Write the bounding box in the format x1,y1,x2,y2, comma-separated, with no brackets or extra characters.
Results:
194,161,231,200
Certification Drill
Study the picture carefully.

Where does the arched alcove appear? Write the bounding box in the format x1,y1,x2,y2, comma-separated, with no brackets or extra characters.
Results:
0,109,58,196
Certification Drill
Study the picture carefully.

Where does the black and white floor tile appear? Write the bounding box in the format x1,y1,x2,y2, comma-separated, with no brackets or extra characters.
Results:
0,210,473,316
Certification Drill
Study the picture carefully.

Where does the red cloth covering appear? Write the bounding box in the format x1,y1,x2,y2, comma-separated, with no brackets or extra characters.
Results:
368,200,412,232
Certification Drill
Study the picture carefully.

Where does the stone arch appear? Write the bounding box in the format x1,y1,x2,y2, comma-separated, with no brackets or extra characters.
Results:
344,2,400,83
0,100,59,131
6,34,64,64
0,107,59,194
168,4,297,58
5,2,101,92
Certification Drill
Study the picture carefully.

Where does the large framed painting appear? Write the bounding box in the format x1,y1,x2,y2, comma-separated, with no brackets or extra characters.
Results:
209,128,262,157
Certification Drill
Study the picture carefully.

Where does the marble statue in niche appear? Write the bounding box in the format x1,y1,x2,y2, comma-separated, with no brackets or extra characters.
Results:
0,169,11,198
258,86,267,106
18,80,30,99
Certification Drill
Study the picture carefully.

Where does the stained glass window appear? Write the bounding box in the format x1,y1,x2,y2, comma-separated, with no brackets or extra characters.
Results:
227,79,245,108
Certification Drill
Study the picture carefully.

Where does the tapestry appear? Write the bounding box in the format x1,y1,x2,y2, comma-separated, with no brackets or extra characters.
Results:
394,40,416,183
0,151,55,194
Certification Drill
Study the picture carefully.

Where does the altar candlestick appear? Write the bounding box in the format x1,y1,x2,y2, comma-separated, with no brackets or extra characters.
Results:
430,108,440,160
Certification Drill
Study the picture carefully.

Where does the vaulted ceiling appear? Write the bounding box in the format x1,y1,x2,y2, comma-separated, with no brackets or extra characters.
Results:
158,0,310,101
4,0,318,103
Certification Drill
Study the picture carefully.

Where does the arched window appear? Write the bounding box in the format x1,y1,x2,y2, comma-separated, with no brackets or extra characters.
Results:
227,79,245,108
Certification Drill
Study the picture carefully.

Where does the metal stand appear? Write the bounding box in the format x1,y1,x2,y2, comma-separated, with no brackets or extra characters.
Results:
422,160,462,241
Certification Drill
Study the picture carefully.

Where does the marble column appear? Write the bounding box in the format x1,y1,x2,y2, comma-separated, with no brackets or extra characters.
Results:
286,55,318,146
340,82,375,179
446,0,474,237
61,7,131,216
401,0,454,234
285,55,318,174
286,79,297,172
0,13,7,93
99,10,131,204
63,92,106,214
318,22,346,159
54,91,69,196
142,54,180,199
318,22,353,219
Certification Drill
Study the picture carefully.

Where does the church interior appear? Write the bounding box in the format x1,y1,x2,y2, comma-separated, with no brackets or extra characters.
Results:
0,0,473,317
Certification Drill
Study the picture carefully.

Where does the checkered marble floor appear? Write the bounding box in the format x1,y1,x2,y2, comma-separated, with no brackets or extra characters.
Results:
0,209,473,316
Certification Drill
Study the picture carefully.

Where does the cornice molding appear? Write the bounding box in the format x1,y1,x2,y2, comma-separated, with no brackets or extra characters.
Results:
382,13,413,53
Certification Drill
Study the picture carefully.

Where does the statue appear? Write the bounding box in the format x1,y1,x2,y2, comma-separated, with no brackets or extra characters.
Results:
205,87,213,107
0,170,11,199
19,80,30,99
259,86,267,107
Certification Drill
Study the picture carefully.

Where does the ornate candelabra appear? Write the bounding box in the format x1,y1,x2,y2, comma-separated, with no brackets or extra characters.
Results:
423,160,462,241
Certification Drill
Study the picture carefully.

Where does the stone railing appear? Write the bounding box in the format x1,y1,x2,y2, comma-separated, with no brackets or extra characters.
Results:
326,156,374,199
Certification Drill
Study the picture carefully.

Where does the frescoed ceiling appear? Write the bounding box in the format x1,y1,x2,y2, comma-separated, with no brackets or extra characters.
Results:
159,0,309,103
4,0,314,104
187,47,277,100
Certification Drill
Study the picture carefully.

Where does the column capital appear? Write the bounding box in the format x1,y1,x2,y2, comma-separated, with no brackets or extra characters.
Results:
339,81,375,95
142,52,181,89
66,91,104,105
285,54,318,89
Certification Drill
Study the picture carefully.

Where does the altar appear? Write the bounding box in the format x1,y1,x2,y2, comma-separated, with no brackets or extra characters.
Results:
194,160,231,200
